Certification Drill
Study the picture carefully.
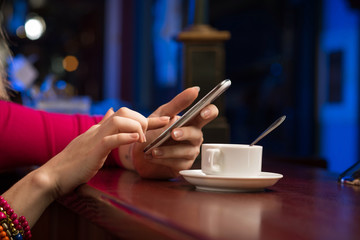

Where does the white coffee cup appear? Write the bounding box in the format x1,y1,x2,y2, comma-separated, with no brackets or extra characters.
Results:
201,144,263,177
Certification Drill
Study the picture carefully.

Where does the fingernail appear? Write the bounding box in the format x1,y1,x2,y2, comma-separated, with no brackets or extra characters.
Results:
142,133,147,143
130,133,139,139
160,116,170,121
153,149,163,156
173,129,183,139
201,108,211,119
193,86,200,92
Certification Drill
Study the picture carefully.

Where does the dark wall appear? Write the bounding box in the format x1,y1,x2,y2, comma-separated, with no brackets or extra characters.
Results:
208,0,321,157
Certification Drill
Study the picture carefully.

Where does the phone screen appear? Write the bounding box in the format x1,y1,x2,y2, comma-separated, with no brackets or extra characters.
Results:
143,79,231,154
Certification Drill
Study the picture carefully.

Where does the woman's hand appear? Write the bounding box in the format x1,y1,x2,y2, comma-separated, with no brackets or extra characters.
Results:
2,107,169,227
42,107,169,197
130,87,219,179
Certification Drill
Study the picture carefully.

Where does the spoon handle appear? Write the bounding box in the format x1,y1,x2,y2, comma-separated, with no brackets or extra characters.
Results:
250,115,286,146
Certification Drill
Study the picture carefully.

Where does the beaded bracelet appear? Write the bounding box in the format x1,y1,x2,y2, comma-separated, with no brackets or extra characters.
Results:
0,196,31,240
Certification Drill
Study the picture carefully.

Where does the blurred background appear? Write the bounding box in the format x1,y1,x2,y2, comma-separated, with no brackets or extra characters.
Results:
1,0,359,174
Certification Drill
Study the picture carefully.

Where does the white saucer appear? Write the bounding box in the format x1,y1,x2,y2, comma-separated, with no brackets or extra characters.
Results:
179,170,283,193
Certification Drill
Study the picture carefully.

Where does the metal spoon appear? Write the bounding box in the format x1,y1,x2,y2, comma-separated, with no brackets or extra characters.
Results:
250,115,286,146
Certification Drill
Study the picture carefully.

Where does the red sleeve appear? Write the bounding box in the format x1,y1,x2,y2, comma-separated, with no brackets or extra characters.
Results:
0,101,121,170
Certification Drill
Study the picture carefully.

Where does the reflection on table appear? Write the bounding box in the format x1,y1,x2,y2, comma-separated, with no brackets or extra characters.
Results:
42,161,360,240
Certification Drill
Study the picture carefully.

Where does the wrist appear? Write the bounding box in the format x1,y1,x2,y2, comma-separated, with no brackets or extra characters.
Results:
30,168,59,201
2,167,57,228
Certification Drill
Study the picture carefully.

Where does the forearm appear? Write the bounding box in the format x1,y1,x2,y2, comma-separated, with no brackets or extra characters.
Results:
2,168,57,228
0,101,103,169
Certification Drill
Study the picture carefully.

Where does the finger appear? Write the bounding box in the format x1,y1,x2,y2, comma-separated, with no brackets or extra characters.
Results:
151,144,199,160
100,116,146,142
151,87,200,118
147,116,170,130
101,133,140,151
146,144,198,168
114,107,148,132
186,104,219,129
98,107,115,125
171,126,204,146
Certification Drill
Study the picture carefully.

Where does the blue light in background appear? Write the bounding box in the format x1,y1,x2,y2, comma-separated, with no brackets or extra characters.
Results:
152,0,182,87
187,0,195,25
55,80,67,90
270,63,283,77
6,0,27,35
319,0,359,173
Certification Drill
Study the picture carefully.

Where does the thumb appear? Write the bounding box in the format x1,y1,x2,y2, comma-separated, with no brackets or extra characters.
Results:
151,87,200,118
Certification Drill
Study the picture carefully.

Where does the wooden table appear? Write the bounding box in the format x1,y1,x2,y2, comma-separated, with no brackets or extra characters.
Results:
49,162,360,240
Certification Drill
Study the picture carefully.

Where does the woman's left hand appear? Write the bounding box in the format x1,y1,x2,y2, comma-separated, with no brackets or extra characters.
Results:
130,87,219,179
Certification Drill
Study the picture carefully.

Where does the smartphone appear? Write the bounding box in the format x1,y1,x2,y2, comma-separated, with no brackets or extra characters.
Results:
143,79,231,154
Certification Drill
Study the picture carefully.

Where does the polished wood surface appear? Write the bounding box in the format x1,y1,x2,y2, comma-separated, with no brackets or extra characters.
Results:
55,162,360,240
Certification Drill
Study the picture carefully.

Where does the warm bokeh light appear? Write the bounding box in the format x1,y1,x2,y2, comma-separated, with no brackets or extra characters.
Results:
29,0,47,8
24,16,46,40
62,55,79,72
16,26,27,39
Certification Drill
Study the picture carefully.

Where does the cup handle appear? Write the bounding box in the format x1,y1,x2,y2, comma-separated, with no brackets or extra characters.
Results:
206,148,221,173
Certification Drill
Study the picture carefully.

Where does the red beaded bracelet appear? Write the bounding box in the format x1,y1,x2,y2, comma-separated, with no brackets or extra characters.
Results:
0,196,31,240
